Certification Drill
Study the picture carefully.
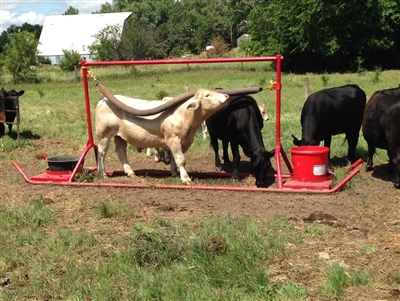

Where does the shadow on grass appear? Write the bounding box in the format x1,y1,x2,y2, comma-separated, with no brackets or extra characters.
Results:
370,163,395,184
8,130,41,140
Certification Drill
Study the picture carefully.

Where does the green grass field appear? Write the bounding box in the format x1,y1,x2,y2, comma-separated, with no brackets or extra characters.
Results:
1,61,398,165
1,62,399,300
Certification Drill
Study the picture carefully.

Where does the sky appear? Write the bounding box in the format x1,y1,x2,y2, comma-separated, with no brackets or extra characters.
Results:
0,0,107,32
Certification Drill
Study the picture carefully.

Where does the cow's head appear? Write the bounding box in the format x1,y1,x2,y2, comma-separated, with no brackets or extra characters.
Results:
0,88,24,98
292,134,323,146
258,103,269,121
252,149,275,187
190,89,229,115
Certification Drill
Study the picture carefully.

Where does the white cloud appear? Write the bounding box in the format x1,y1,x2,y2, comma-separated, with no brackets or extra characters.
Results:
66,1,105,14
1,10,45,31
0,1,105,32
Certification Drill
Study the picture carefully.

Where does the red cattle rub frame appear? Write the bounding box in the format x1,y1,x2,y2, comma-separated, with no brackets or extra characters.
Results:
13,55,362,193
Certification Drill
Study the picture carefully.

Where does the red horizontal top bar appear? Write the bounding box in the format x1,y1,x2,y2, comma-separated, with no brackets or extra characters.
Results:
79,55,283,67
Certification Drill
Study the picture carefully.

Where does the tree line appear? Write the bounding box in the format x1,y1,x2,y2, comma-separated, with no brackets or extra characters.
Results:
1,0,399,82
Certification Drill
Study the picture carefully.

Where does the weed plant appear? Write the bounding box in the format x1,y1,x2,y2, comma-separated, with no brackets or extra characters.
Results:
321,262,349,298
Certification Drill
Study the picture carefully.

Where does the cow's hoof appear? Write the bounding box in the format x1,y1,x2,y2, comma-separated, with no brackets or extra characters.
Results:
394,183,400,189
216,166,222,171
231,177,239,183
366,165,374,172
127,173,136,178
182,178,192,185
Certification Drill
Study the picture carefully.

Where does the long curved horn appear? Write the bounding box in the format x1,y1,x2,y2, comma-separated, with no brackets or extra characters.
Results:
97,83,196,116
213,87,262,95
97,83,263,116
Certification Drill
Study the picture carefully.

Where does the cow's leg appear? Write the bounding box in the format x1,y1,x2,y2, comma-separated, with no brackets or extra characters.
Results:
146,148,153,157
114,136,135,177
169,154,178,176
0,124,4,137
324,135,332,158
169,143,191,184
97,137,111,177
154,148,161,162
346,131,359,163
201,121,208,140
393,150,400,189
366,143,375,171
222,139,231,165
210,134,222,171
387,150,394,173
164,149,171,164
7,124,12,134
230,141,241,182
324,135,334,172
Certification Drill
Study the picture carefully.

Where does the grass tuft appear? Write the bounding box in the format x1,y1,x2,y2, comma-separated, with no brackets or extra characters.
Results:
321,262,348,298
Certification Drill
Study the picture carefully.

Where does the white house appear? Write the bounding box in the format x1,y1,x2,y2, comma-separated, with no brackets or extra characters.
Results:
37,12,132,65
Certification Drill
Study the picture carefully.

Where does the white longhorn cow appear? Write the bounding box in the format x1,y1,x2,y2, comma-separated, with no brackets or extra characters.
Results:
95,89,230,184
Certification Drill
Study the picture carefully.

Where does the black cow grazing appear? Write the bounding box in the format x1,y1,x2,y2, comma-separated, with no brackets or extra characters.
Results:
206,95,274,187
362,85,400,188
292,84,366,163
0,88,24,137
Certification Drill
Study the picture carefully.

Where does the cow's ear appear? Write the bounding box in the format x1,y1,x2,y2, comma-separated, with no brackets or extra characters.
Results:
186,101,199,110
18,90,25,97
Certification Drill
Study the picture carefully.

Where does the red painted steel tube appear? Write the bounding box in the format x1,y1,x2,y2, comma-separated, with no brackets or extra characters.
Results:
79,57,280,67
12,160,361,194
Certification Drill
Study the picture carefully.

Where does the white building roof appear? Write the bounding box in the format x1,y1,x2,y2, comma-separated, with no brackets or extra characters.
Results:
38,12,132,57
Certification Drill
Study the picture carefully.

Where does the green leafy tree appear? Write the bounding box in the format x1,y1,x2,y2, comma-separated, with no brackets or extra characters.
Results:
63,6,79,15
89,24,128,61
93,2,115,13
4,31,39,83
0,23,42,52
244,0,400,72
59,49,81,71
89,17,167,61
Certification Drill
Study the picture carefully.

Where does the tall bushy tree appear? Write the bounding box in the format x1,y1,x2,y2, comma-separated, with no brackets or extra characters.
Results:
245,0,400,72
0,23,42,52
89,24,127,61
63,6,79,15
4,31,39,83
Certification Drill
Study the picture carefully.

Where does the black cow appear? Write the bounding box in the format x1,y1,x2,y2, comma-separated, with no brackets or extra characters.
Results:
292,84,366,163
0,88,24,137
206,95,274,187
362,86,400,188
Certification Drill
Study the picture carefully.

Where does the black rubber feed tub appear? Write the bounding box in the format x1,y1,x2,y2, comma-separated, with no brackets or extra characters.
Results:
46,156,83,171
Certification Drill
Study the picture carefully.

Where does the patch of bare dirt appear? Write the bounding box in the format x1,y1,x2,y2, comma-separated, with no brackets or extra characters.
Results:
1,139,400,300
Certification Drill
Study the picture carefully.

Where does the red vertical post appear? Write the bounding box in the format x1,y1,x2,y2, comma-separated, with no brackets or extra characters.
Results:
81,64,94,146
274,54,284,188
66,62,98,182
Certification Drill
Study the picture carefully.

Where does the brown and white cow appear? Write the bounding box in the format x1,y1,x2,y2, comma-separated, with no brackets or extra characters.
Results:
95,89,230,184
362,86,400,188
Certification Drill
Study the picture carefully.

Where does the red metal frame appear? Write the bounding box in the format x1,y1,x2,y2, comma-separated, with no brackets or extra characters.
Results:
13,55,362,192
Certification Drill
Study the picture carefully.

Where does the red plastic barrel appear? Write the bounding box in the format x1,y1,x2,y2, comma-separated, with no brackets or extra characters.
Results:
290,146,330,182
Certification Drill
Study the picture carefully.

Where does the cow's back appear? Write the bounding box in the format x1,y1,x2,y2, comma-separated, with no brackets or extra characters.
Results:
207,95,263,141
363,93,400,150
301,84,366,136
